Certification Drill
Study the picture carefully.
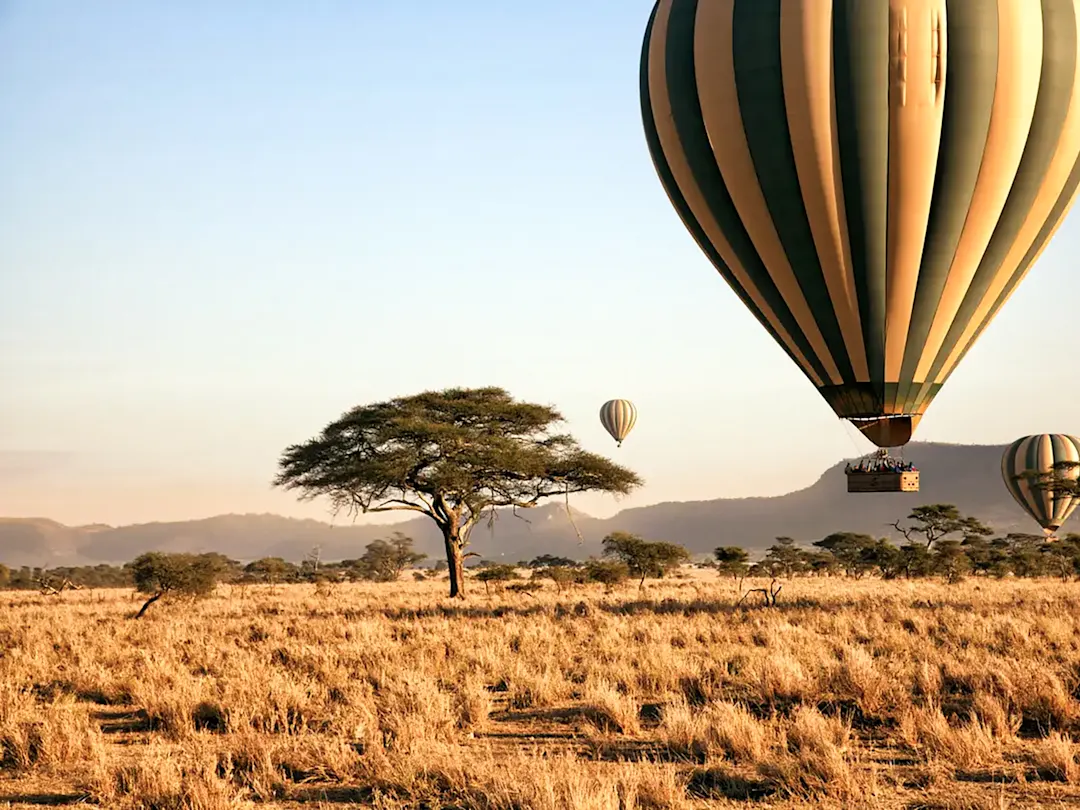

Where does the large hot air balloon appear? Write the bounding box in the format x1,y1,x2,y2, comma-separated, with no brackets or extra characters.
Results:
600,399,637,447
640,0,1080,450
1001,434,1080,537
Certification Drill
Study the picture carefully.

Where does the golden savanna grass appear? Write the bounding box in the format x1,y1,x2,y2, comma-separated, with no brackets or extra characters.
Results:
4,572,1080,809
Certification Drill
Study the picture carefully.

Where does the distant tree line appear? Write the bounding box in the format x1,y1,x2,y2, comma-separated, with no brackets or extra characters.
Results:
4,504,1080,614
712,504,1080,584
720,531,1080,584
471,531,693,594
391,504,1080,588
0,563,133,591
0,532,430,597
0,531,688,599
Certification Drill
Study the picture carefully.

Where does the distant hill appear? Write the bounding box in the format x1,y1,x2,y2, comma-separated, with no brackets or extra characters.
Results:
0,442,1058,568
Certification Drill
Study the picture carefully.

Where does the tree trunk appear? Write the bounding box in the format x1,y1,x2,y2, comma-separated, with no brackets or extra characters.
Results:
134,591,164,619
443,529,466,599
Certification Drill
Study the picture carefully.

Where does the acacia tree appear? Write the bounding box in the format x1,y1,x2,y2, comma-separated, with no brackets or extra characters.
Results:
474,564,521,594
128,552,220,618
813,532,875,578
244,557,296,590
1044,534,1080,581
601,531,690,587
1027,461,1080,500
891,504,992,550
713,546,749,580
1027,464,1080,540
763,536,808,579
931,539,971,584
273,387,641,598
896,543,933,578
862,538,901,578
584,559,630,591
528,554,577,569
353,532,427,582
1004,533,1049,577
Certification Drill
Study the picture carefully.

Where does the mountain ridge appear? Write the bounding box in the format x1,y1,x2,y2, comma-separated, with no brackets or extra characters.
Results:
0,441,1057,568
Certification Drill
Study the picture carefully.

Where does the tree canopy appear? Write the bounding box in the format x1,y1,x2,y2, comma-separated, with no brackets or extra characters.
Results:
347,532,426,583
128,552,221,618
760,536,806,579
813,532,879,578
1029,460,1080,500
474,564,521,594
601,531,690,586
244,557,296,587
274,387,642,598
891,504,992,550
713,546,749,579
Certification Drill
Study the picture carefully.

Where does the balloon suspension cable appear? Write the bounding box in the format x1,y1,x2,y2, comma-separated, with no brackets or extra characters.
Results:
565,479,584,546
840,419,869,458
842,419,910,461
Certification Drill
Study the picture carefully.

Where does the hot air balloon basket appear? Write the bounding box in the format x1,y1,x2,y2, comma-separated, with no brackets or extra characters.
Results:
846,470,920,494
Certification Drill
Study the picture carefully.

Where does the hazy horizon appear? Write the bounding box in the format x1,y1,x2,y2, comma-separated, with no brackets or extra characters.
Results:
5,2,1080,527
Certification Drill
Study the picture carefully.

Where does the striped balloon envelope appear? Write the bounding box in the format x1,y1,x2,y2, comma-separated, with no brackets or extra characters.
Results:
599,400,638,447
640,0,1080,449
1001,434,1080,536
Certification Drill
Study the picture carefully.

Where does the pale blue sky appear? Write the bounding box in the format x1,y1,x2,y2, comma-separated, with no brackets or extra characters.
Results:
3,1,1079,526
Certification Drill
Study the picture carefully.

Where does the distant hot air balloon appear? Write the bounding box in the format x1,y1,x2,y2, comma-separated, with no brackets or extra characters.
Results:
640,1,1080,450
600,400,637,447
1001,434,1080,537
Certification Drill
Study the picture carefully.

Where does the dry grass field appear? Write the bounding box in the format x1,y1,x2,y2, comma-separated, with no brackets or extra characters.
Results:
4,572,1080,809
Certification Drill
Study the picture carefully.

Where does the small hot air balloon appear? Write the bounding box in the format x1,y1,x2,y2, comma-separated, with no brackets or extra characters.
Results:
600,400,637,447
640,1,1080,453
1002,434,1080,538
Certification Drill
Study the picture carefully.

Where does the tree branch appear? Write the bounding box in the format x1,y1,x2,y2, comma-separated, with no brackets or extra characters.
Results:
371,498,432,514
